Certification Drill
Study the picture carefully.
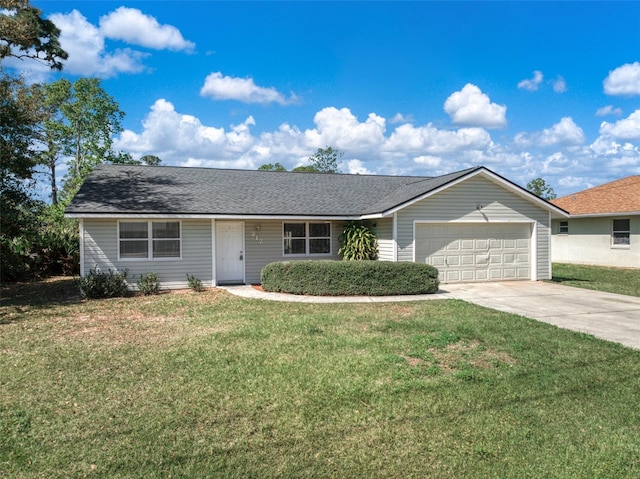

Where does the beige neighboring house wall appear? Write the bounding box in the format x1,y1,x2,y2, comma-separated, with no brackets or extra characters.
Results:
551,215,640,267
551,175,640,268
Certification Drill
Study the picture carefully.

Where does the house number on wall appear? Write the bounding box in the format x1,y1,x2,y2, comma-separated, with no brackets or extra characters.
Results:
251,230,263,244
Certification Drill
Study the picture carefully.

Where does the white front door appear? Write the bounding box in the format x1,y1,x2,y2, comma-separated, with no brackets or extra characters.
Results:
216,222,244,284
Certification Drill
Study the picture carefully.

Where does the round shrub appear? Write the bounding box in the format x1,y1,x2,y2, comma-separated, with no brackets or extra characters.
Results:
260,260,439,296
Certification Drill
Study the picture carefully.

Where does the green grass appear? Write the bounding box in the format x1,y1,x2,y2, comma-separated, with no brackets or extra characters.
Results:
2,278,640,478
552,263,640,297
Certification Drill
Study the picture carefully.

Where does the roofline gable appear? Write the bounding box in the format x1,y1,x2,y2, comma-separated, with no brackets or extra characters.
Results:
377,167,569,218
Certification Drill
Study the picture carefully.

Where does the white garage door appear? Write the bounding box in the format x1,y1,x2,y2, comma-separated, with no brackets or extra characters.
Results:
415,223,531,283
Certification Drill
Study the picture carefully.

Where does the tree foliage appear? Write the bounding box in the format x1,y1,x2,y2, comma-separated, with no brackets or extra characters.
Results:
527,177,557,200
293,146,343,173
1,0,69,281
0,1,82,282
38,78,128,202
0,0,68,70
141,155,162,166
0,72,42,193
258,162,286,172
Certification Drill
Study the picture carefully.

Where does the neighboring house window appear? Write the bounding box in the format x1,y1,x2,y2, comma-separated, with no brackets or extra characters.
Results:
612,219,630,247
119,221,181,259
283,222,331,255
559,221,569,234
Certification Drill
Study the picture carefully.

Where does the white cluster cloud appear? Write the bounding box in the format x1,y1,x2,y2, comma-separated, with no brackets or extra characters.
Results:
540,117,585,147
49,10,149,78
443,84,507,129
200,72,295,105
111,77,640,195
603,62,640,96
515,117,585,148
552,76,567,93
11,7,194,79
518,71,567,93
596,105,623,117
599,110,640,141
518,71,544,91
115,99,496,174
99,7,195,52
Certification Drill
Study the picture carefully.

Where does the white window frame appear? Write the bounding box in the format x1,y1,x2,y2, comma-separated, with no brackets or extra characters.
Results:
118,220,182,261
611,218,630,248
558,220,569,234
282,221,331,257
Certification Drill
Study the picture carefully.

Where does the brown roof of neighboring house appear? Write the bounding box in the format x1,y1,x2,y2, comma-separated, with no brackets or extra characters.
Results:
551,176,640,215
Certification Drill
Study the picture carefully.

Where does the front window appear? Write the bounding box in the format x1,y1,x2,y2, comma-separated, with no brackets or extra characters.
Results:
119,221,181,259
284,222,331,255
152,221,181,258
119,222,149,258
612,219,630,247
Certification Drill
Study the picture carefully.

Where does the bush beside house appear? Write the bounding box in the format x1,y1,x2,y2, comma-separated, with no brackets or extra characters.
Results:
261,260,440,296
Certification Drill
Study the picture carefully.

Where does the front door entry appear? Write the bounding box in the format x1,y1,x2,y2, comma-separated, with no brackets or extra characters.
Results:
216,222,244,284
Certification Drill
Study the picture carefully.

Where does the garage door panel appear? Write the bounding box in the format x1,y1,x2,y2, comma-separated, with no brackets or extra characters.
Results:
476,270,488,280
446,255,460,266
461,254,474,266
475,254,489,265
446,270,460,282
415,223,531,283
461,270,474,281
461,239,474,250
503,253,516,263
502,268,517,279
430,255,445,267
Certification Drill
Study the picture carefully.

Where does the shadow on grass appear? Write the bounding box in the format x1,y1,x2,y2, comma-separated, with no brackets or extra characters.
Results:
550,276,590,284
0,277,83,325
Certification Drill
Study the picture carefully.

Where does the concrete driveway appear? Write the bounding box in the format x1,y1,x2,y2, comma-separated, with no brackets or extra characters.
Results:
443,281,640,350
222,281,640,350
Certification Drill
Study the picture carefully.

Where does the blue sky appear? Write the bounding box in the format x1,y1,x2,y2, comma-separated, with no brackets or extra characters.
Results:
13,1,640,196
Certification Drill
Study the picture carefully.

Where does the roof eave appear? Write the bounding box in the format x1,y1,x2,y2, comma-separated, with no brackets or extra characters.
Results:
564,211,640,218
65,212,362,221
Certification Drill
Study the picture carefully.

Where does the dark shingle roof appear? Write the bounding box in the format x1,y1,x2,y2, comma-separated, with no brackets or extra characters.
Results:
65,164,480,217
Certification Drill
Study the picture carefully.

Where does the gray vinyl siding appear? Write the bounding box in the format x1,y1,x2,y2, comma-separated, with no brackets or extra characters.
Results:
244,220,343,284
375,217,394,261
83,219,213,289
395,176,552,280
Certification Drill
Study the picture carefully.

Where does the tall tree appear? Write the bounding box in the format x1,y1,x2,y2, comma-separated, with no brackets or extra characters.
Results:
0,0,68,280
40,78,128,201
527,177,557,200
34,80,69,205
0,0,68,69
293,146,343,173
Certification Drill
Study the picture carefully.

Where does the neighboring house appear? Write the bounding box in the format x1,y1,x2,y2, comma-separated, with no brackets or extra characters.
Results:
551,176,640,268
65,164,567,288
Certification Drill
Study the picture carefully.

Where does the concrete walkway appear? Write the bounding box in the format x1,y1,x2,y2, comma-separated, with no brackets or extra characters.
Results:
221,282,640,350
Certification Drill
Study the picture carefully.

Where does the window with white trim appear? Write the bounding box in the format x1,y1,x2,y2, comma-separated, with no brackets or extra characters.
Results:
559,221,569,234
283,222,331,256
119,221,181,259
612,219,630,247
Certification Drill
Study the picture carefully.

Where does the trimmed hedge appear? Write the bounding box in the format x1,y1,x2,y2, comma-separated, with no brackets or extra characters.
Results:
260,260,440,296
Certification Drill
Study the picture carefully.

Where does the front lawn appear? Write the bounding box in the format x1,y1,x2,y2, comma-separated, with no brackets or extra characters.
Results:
552,262,640,297
1,278,639,478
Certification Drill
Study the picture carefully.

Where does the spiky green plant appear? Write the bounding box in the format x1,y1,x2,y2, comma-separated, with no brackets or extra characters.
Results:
339,221,378,260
